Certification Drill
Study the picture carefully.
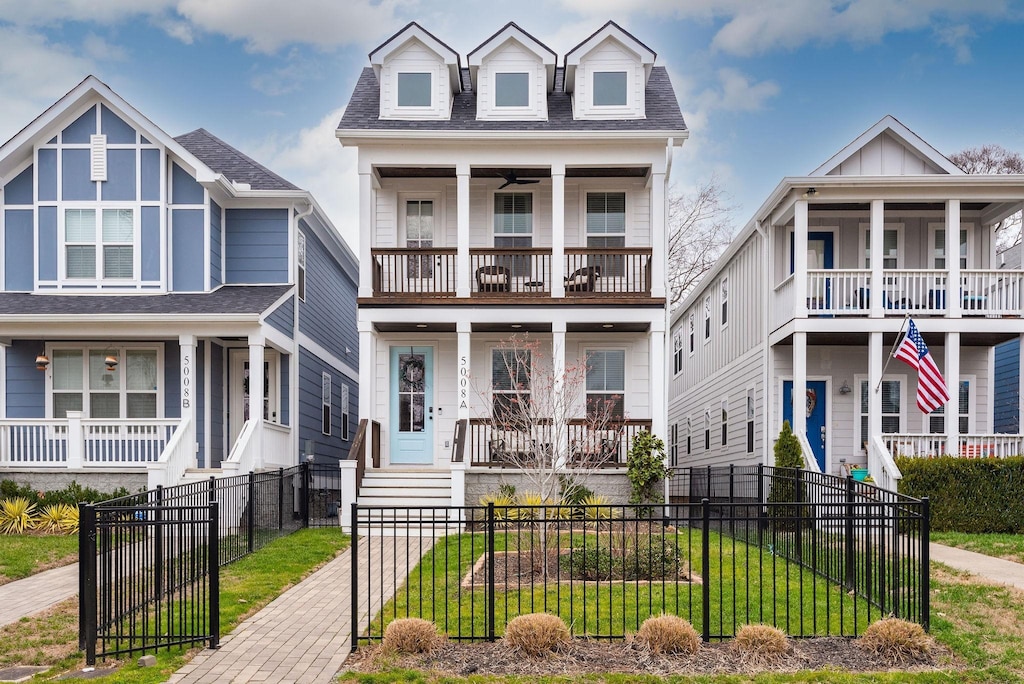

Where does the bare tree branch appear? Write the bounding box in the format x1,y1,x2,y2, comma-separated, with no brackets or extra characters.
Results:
950,145,1024,252
667,175,738,309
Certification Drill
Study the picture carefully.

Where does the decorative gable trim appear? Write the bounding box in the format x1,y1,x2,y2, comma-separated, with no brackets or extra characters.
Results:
369,21,461,93
467,22,556,93
369,23,462,121
810,115,964,177
564,20,656,91
563,21,654,120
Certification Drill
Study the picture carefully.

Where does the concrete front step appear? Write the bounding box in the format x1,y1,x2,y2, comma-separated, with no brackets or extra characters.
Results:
358,468,454,508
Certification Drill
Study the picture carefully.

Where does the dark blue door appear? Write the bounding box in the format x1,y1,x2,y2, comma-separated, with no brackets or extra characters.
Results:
790,232,835,310
782,380,827,470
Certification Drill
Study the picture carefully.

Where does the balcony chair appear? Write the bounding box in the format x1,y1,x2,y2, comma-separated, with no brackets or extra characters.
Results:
488,429,532,463
476,265,510,292
574,428,620,463
565,265,601,292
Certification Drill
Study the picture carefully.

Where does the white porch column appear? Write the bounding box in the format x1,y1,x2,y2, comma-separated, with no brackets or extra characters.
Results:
248,334,265,469
868,331,883,448
945,331,960,455
794,200,808,318
651,171,667,299
870,200,884,318
649,319,667,442
457,321,471,422
65,411,84,469
358,170,374,298
179,334,198,468
358,321,376,469
792,331,807,437
551,163,566,298
456,163,471,298
946,200,962,318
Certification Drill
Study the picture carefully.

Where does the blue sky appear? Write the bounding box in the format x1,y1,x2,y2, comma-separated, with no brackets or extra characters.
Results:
2,1,1024,250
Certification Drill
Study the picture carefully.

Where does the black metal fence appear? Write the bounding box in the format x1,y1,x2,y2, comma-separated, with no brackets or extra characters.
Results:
351,465,928,647
79,461,343,664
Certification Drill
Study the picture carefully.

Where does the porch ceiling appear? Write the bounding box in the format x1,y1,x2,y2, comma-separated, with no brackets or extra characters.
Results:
375,322,458,333
773,331,1017,346
374,166,650,179
807,202,990,212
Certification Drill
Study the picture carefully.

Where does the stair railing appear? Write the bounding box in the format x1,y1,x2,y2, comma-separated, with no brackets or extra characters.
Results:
868,435,902,492
795,430,822,473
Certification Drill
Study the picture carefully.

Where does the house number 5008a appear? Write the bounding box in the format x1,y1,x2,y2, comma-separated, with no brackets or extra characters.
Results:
459,355,469,409
182,354,191,409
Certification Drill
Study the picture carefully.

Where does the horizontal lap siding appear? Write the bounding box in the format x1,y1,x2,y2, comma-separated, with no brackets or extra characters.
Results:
4,210,34,291
298,348,357,462
994,339,1019,433
298,223,357,360
266,296,294,338
171,209,204,291
224,209,288,284
5,340,45,418
210,200,222,287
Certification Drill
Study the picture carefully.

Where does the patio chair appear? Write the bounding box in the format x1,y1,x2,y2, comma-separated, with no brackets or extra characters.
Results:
476,265,510,292
488,429,532,463
564,265,601,292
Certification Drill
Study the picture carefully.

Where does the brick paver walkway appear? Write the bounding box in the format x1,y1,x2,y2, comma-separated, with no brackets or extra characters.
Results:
0,562,79,627
168,534,434,684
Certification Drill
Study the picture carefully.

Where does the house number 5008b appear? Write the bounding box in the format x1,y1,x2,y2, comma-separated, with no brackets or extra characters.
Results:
182,354,191,409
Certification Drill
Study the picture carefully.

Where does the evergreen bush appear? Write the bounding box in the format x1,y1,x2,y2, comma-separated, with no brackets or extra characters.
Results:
626,430,670,514
767,421,809,530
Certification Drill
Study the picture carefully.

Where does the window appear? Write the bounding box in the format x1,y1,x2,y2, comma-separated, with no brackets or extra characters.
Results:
586,192,626,277
688,313,695,355
703,296,712,341
50,346,159,418
860,225,903,269
492,348,530,424
704,408,711,451
720,278,729,327
930,224,971,269
859,378,902,446
593,71,627,106
495,72,529,107
494,193,532,277
321,372,332,435
297,231,306,301
586,349,625,420
686,416,692,455
672,331,683,375
405,200,434,278
670,423,678,466
341,383,351,440
65,208,134,280
721,399,728,447
746,390,755,454
397,72,431,107
929,380,970,434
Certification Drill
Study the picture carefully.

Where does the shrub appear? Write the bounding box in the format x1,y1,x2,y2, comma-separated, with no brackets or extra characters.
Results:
581,494,614,520
560,546,615,580
620,535,686,581
1,479,130,508
858,618,932,663
627,430,670,511
731,624,791,665
634,614,700,655
382,618,441,654
35,503,79,534
0,497,37,534
768,421,810,529
896,456,1024,533
503,613,570,656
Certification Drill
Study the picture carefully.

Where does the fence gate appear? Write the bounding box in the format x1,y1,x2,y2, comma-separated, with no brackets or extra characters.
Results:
79,498,220,664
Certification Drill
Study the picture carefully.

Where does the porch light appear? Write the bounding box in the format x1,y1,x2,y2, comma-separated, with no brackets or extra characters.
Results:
104,353,119,372
35,353,50,371
803,187,818,199
839,380,852,395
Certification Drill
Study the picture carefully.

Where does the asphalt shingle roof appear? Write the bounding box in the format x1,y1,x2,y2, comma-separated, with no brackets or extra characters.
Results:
175,129,300,191
0,285,291,316
338,66,687,133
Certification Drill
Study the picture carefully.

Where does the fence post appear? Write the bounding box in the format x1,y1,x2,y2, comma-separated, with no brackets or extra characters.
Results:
154,485,164,598
794,468,803,563
81,503,97,664
487,502,496,643
278,467,285,531
728,464,735,538
844,475,855,591
301,461,310,528
921,497,930,631
757,463,765,548
209,499,220,650
350,502,359,653
247,471,256,554
701,497,710,643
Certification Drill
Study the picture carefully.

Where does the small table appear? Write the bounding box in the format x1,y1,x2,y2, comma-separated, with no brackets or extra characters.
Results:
523,280,545,293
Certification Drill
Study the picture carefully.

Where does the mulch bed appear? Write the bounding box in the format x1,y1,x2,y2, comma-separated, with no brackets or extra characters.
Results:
344,637,954,678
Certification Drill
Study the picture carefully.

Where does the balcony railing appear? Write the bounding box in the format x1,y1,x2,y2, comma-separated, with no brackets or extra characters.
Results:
470,248,552,296
466,417,652,466
372,248,457,297
884,432,1024,458
565,248,652,296
961,269,1023,316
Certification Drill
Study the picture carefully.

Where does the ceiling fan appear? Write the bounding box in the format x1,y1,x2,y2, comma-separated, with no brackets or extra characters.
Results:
497,170,541,189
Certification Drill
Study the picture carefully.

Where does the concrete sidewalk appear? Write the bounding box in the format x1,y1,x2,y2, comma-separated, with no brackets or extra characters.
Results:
0,562,79,627
929,542,1024,590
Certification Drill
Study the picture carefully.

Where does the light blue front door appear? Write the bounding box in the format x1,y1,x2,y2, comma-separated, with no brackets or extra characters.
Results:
782,380,827,471
390,347,434,464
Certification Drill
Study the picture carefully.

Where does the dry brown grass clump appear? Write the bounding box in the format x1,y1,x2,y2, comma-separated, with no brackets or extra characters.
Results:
731,624,791,665
503,613,571,656
634,614,701,655
858,618,933,663
382,618,441,654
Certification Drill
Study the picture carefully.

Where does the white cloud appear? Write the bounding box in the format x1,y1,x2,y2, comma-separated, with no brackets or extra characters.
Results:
82,33,129,61
0,0,175,25
250,51,322,96
935,24,975,64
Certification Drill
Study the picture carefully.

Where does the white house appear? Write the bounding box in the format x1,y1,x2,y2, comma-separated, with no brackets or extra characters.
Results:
669,116,1024,491
337,21,687,507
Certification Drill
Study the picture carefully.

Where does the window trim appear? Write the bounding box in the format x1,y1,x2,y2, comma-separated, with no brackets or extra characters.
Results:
592,69,629,108
858,223,906,269
396,71,433,108
720,277,729,329
584,347,626,421
686,416,692,455
321,372,332,436
341,382,351,440
61,205,140,285
704,407,711,451
672,330,683,375
924,375,974,434
493,71,531,109
670,422,678,466
491,347,532,424
688,313,695,356
45,343,164,419
720,398,728,448
927,222,974,270
855,374,907,447
703,296,712,343
297,230,306,302
746,388,755,454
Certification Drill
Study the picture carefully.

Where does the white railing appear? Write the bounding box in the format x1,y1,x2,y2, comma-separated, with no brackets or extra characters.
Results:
961,270,1023,316
0,420,69,466
772,274,795,330
222,419,259,475
146,417,195,490
262,423,293,469
885,432,1024,458
868,435,902,492
795,430,821,473
806,269,871,316
83,419,178,465
879,270,948,315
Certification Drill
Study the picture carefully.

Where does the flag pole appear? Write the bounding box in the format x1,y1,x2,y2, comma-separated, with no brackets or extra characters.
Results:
876,312,911,393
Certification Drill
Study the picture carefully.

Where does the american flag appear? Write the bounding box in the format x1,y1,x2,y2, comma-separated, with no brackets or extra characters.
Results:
893,319,950,413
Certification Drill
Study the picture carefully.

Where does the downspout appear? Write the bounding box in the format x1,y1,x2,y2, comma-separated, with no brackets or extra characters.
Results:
755,218,771,466
291,199,315,462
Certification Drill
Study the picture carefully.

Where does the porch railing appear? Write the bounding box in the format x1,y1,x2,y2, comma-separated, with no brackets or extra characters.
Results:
961,269,1023,316
885,432,1024,459
470,248,552,296
84,420,178,465
466,418,653,466
146,417,195,490
772,274,795,330
0,419,69,466
371,248,457,297
795,430,821,473
261,423,292,469
222,419,258,475
565,248,652,296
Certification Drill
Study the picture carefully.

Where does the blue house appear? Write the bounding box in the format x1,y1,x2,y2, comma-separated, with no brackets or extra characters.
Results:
0,76,358,490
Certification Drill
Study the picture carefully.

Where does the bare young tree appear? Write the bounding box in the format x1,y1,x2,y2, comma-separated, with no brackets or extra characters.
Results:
950,144,1024,252
667,175,737,309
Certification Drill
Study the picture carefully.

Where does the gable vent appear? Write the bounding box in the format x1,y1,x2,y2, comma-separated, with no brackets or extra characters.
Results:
90,134,107,181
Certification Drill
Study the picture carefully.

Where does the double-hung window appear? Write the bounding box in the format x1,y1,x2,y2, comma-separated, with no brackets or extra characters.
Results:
586,192,626,277
321,372,332,436
670,423,678,466
492,348,531,424
586,349,625,421
688,313,695,355
859,378,902,447
406,200,435,279
50,346,159,418
746,390,755,454
494,193,532,277
65,208,134,280
720,278,729,327
704,408,711,451
673,331,683,374
928,380,970,434
297,231,307,301
721,399,728,447
704,296,712,341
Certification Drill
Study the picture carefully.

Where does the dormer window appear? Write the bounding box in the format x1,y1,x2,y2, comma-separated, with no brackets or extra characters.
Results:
397,72,432,107
495,72,529,107
593,71,627,106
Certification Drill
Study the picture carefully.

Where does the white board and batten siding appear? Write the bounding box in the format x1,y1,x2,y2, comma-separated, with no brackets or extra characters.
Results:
827,132,944,177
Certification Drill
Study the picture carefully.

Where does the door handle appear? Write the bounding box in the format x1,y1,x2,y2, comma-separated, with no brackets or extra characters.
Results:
820,425,826,449
428,406,433,421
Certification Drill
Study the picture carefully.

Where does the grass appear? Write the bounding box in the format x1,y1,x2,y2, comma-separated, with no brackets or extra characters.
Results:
0,533,79,584
931,531,1024,564
0,527,348,683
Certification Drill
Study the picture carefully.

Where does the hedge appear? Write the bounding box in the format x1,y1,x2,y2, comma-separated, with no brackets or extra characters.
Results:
895,456,1024,533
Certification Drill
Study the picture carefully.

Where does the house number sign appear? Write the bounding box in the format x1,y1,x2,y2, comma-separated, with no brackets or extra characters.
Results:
182,353,192,410
459,355,469,409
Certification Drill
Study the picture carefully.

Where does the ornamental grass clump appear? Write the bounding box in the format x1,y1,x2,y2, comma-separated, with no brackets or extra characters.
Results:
731,624,791,665
0,497,37,534
381,618,441,654
858,618,933,663
634,614,700,655
503,613,570,656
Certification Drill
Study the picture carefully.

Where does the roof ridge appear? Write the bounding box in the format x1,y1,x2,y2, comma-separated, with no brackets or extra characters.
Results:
175,128,299,190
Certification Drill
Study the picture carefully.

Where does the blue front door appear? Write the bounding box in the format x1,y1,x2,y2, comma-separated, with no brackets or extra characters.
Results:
390,347,434,464
782,380,827,470
791,231,835,309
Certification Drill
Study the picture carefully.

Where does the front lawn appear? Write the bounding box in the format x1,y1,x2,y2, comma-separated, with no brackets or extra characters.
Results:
931,532,1024,564
0,533,79,584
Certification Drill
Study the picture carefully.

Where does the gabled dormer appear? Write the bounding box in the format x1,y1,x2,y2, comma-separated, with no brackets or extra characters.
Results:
810,115,964,177
564,21,655,120
468,22,556,122
369,22,462,121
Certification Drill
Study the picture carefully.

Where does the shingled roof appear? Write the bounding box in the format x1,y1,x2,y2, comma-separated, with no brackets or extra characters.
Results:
175,128,299,191
0,285,291,316
338,66,687,133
